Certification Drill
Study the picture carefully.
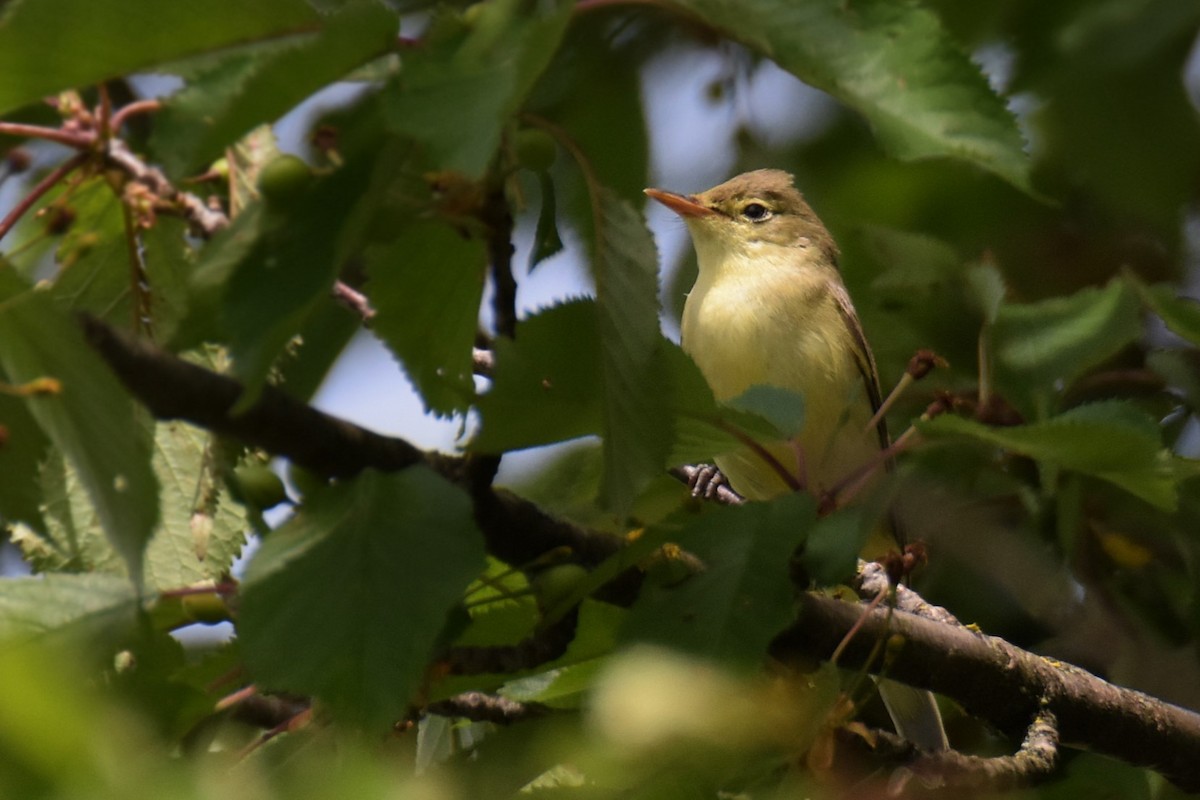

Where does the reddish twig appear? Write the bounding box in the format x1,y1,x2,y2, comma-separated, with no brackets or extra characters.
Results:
109,99,161,133
0,152,88,242
0,121,93,149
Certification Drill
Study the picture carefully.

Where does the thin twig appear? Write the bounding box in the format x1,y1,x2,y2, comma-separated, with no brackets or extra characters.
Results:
0,121,93,149
332,280,376,322
109,99,162,133
0,152,88,242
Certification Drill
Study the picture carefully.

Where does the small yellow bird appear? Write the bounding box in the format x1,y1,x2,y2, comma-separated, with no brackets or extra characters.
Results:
646,169,948,752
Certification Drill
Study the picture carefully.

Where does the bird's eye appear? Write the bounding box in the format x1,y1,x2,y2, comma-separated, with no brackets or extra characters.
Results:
741,202,771,221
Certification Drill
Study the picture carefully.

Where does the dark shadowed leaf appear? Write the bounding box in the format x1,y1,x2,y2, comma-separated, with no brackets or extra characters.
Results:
366,221,487,415
474,299,602,452
383,0,572,177
920,401,1177,509
591,187,668,513
149,2,398,178
621,494,816,668
239,468,485,730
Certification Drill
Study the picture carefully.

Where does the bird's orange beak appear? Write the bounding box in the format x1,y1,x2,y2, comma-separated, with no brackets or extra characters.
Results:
644,188,715,218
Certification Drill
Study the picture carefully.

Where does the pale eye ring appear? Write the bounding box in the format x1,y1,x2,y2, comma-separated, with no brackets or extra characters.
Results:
741,202,771,221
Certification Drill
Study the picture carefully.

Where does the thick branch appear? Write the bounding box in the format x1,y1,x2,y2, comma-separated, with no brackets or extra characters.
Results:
81,317,629,575
771,593,1200,792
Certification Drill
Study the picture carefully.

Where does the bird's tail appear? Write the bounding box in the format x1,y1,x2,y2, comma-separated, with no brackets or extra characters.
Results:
876,678,949,752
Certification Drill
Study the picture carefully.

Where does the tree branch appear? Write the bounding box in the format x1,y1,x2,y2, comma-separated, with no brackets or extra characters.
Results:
770,592,1200,792
79,317,1200,789
80,317,630,577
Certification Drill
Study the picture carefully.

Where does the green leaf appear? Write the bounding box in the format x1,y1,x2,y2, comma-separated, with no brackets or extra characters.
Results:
239,468,485,730
920,401,1177,509
0,573,138,645
14,421,247,591
0,0,323,116
965,261,1006,326
383,0,572,177
666,0,1031,189
725,385,806,440
366,221,487,414
0,291,159,584
474,299,602,452
591,187,668,512
0,392,50,533
992,278,1141,401
48,178,193,342
1137,282,1200,347
198,152,387,404
527,171,564,270
13,449,123,575
803,506,871,586
142,421,247,591
149,2,398,178
621,494,817,668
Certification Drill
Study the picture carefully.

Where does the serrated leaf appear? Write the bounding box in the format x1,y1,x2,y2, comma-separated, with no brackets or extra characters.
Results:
0,392,50,533
474,299,602,452
920,401,1177,508
992,279,1141,400
621,494,816,668
16,450,122,575
383,0,572,177
193,153,386,405
666,0,1031,189
143,421,247,591
366,221,487,414
150,2,398,178
0,573,138,644
528,171,564,270
239,468,485,730
0,0,323,116
591,187,667,513
0,291,158,583
15,422,247,590
1138,282,1200,347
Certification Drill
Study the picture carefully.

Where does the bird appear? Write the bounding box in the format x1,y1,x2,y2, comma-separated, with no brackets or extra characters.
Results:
645,168,948,752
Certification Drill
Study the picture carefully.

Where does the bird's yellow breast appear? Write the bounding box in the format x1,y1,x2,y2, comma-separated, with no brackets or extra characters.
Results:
680,242,877,499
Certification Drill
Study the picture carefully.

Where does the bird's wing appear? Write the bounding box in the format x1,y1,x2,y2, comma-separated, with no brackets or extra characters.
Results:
830,283,888,452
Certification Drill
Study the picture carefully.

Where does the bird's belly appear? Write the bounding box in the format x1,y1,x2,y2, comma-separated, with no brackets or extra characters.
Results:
682,281,877,498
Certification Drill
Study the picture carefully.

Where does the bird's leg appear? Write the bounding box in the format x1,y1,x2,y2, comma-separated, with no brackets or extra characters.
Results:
688,463,729,499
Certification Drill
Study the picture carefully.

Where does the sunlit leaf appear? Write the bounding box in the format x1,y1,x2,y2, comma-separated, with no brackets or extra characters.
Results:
0,291,158,583
239,468,485,730
0,573,138,644
0,0,323,116
666,0,1031,189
